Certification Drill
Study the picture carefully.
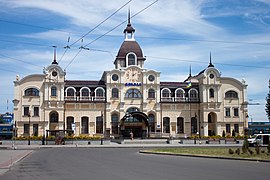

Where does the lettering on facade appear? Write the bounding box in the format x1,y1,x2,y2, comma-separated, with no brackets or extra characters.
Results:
125,82,142,86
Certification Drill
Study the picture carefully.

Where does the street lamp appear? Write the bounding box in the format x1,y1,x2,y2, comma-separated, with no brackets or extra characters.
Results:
28,111,31,145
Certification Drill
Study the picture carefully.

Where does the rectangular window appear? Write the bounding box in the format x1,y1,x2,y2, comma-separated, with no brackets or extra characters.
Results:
226,124,231,133
34,107,39,116
96,116,103,134
24,107,30,116
33,124,39,136
233,108,239,117
225,108,230,117
24,124,30,135
234,124,239,133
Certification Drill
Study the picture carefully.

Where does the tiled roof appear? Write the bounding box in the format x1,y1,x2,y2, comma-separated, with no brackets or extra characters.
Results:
65,80,105,87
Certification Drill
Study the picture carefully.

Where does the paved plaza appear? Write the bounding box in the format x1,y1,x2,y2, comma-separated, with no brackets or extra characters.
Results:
1,147,270,180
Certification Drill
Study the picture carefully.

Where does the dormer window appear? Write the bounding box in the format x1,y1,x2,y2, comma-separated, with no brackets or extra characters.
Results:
25,88,39,96
127,53,136,66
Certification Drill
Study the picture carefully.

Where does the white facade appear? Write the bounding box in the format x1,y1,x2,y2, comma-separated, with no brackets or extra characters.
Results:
13,20,248,138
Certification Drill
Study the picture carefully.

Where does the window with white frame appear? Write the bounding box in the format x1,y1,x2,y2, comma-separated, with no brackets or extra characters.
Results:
233,107,239,117
148,89,155,99
127,53,136,66
51,86,57,97
225,107,230,117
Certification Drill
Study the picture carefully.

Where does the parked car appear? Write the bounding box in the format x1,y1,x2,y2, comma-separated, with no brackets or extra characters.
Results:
248,134,270,147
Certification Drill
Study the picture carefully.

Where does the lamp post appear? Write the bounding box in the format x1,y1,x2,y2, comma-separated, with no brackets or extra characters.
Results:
28,111,31,145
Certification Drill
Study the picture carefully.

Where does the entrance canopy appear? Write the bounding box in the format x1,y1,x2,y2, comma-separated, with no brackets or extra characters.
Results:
121,111,149,126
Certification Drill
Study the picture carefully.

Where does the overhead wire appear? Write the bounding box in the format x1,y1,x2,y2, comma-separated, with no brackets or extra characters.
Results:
65,0,159,70
68,0,133,48
83,0,159,47
146,56,270,69
62,0,133,69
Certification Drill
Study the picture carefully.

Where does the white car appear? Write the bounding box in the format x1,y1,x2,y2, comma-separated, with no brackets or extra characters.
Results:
248,134,270,147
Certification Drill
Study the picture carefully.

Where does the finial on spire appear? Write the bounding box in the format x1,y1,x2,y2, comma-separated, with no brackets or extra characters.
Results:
208,51,214,67
128,7,131,25
189,64,192,78
52,46,58,65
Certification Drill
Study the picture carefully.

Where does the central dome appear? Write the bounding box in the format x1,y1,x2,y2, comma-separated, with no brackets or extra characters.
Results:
116,40,144,59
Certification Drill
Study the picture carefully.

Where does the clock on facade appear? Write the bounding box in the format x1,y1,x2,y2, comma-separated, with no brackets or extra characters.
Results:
125,68,141,82
112,74,119,81
148,75,155,82
209,73,214,79
52,71,58,77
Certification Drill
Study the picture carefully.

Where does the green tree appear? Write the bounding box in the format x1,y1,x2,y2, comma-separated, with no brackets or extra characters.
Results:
266,80,270,121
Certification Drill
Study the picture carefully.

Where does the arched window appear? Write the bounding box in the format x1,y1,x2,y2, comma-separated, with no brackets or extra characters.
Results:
112,88,119,98
95,87,105,100
148,89,155,99
125,89,142,98
127,107,140,113
127,53,136,66
66,116,74,131
66,87,76,100
81,88,90,96
66,88,75,96
175,88,185,101
177,117,184,133
163,117,170,133
209,88,214,98
50,111,58,123
208,113,212,123
51,86,57,97
111,114,119,135
225,90,238,99
25,88,39,96
161,88,171,98
189,89,198,102
80,87,90,100
148,114,155,132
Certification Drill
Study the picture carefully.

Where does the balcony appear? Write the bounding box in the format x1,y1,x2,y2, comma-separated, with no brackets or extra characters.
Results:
65,96,105,102
161,97,199,103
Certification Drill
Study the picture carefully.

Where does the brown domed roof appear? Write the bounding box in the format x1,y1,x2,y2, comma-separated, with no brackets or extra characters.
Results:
116,40,144,60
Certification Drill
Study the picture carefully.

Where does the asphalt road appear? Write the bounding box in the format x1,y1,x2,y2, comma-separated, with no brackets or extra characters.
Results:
1,148,270,180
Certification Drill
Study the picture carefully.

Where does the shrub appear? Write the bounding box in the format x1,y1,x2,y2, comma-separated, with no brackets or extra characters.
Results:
228,149,234,154
235,148,240,155
222,130,225,138
242,136,249,154
255,142,260,155
248,149,254,155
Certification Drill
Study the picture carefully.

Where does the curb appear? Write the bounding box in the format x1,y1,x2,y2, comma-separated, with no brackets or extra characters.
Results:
0,150,33,169
139,150,270,163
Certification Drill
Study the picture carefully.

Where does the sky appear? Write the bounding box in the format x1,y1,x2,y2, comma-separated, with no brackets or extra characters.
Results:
0,0,269,122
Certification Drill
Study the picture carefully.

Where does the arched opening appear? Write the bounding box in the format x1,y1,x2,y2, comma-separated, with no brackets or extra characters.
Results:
120,109,149,139
81,117,89,134
49,111,59,136
208,112,217,136
66,116,74,135
163,117,170,133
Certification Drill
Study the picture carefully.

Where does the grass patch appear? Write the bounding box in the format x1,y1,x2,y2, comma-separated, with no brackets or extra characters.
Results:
146,147,270,161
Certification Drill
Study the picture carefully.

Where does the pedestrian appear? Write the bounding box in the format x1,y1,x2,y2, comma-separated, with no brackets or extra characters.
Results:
130,131,133,140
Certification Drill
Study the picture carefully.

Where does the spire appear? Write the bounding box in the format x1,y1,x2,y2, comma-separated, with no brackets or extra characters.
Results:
208,51,214,67
124,8,135,40
52,46,58,65
188,64,192,78
128,8,131,25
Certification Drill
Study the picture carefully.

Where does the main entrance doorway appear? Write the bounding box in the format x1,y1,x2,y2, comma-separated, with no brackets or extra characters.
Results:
120,109,149,139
